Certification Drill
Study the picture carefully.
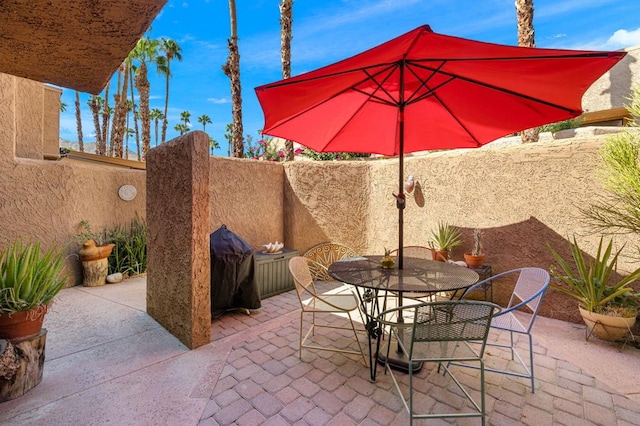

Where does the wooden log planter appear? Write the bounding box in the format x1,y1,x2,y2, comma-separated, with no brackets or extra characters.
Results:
0,330,47,402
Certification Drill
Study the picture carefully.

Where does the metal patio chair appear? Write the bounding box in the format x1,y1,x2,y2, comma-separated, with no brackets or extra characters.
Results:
303,242,360,281
379,300,500,425
456,267,550,392
288,256,367,366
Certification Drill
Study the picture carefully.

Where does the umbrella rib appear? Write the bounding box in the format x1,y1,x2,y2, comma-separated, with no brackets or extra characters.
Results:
409,60,580,113
431,91,483,146
404,60,448,104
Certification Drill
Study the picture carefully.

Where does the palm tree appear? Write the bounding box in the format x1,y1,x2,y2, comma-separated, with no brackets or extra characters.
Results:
60,102,67,112
197,114,212,132
158,38,183,144
222,0,244,157
110,54,133,158
88,95,103,153
133,36,159,159
74,91,84,152
99,82,111,155
174,123,189,135
129,65,141,158
516,0,540,143
150,108,163,147
280,0,294,161
180,110,191,126
210,137,220,155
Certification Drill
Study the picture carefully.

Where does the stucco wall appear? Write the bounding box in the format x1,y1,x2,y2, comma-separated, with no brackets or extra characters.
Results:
147,132,211,349
209,157,284,250
583,45,640,112
0,73,146,287
281,138,640,323
283,161,370,254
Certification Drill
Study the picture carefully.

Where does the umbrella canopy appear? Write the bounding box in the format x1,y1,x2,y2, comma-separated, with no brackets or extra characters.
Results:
255,25,625,267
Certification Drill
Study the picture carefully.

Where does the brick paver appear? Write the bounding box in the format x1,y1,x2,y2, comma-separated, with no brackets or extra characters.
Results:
200,282,640,425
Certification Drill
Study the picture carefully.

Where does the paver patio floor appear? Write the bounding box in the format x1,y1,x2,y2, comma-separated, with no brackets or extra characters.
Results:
1,277,639,425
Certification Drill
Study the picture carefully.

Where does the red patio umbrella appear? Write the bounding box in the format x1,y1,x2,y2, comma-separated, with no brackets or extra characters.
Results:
255,25,625,268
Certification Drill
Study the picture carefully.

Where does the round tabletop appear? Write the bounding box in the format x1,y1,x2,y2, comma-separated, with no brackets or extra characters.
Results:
328,256,479,294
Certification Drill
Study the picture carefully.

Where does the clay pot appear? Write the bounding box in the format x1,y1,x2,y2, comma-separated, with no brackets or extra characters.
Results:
464,253,486,268
78,240,115,261
0,305,48,340
431,249,449,262
579,306,637,341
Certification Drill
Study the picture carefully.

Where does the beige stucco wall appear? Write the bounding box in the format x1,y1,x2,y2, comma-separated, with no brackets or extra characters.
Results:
583,45,640,112
0,73,146,287
147,132,211,349
209,157,284,249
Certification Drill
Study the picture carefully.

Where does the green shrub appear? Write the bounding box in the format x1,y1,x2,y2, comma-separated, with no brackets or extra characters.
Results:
107,217,147,277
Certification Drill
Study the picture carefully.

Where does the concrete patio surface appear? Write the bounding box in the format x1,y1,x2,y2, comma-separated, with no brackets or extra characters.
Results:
1,276,640,425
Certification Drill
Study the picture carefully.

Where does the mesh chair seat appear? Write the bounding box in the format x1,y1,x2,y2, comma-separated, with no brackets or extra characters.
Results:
289,256,366,366
379,300,500,425
491,310,528,333
304,293,360,312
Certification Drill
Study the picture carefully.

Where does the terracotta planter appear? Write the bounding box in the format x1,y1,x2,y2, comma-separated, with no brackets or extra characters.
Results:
464,253,485,268
78,240,115,262
578,306,637,341
431,249,449,262
0,305,48,340
79,240,115,287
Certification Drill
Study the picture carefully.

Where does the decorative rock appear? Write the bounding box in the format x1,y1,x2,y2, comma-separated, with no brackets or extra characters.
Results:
106,273,123,284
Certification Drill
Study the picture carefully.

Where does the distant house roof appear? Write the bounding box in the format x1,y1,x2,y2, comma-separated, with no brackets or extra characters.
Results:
0,0,166,94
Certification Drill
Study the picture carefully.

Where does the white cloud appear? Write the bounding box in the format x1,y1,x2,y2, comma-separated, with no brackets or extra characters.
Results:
607,27,640,49
207,98,230,104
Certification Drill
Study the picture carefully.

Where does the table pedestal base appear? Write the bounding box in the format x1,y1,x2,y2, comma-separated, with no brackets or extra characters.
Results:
377,341,423,373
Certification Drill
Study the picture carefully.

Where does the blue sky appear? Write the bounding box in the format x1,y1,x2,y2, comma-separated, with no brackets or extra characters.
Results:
58,0,640,156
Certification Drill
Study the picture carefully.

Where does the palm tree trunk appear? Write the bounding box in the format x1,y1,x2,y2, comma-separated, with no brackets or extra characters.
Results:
516,0,540,143
130,70,141,161
75,91,84,152
135,61,151,160
161,66,170,144
110,66,129,158
224,0,244,158
99,82,110,155
280,0,294,161
89,96,102,153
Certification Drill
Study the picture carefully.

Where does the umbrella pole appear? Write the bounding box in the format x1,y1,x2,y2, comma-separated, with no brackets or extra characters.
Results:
397,109,405,270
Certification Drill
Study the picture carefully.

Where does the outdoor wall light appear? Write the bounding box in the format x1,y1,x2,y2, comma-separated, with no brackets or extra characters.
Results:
118,184,137,201
404,175,416,194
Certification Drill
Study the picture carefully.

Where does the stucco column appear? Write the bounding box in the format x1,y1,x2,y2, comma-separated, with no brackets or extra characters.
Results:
146,131,211,349
0,73,16,162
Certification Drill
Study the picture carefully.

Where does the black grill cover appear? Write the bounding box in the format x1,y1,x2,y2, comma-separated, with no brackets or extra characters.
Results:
210,225,261,316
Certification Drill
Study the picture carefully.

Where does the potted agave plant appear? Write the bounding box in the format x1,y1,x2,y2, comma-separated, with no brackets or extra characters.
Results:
464,228,486,268
0,240,66,340
429,222,463,262
548,236,640,341
0,239,66,401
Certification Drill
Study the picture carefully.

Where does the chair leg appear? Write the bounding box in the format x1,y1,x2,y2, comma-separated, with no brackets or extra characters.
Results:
348,312,367,366
528,333,535,393
299,311,304,360
481,360,486,426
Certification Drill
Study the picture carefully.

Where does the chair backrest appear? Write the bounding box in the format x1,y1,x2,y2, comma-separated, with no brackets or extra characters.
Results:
289,256,318,303
507,267,550,314
303,243,359,280
410,301,499,356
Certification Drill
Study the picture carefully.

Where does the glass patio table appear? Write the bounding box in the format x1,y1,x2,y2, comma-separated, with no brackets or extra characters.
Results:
328,255,479,382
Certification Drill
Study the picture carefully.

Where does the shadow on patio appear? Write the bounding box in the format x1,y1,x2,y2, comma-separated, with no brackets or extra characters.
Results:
1,277,639,425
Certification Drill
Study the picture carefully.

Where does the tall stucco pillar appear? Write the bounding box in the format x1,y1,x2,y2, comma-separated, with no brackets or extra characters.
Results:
146,131,211,349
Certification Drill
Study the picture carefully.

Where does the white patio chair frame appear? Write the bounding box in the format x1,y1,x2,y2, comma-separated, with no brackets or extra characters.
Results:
455,267,550,392
288,256,367,366
379,300,500,425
